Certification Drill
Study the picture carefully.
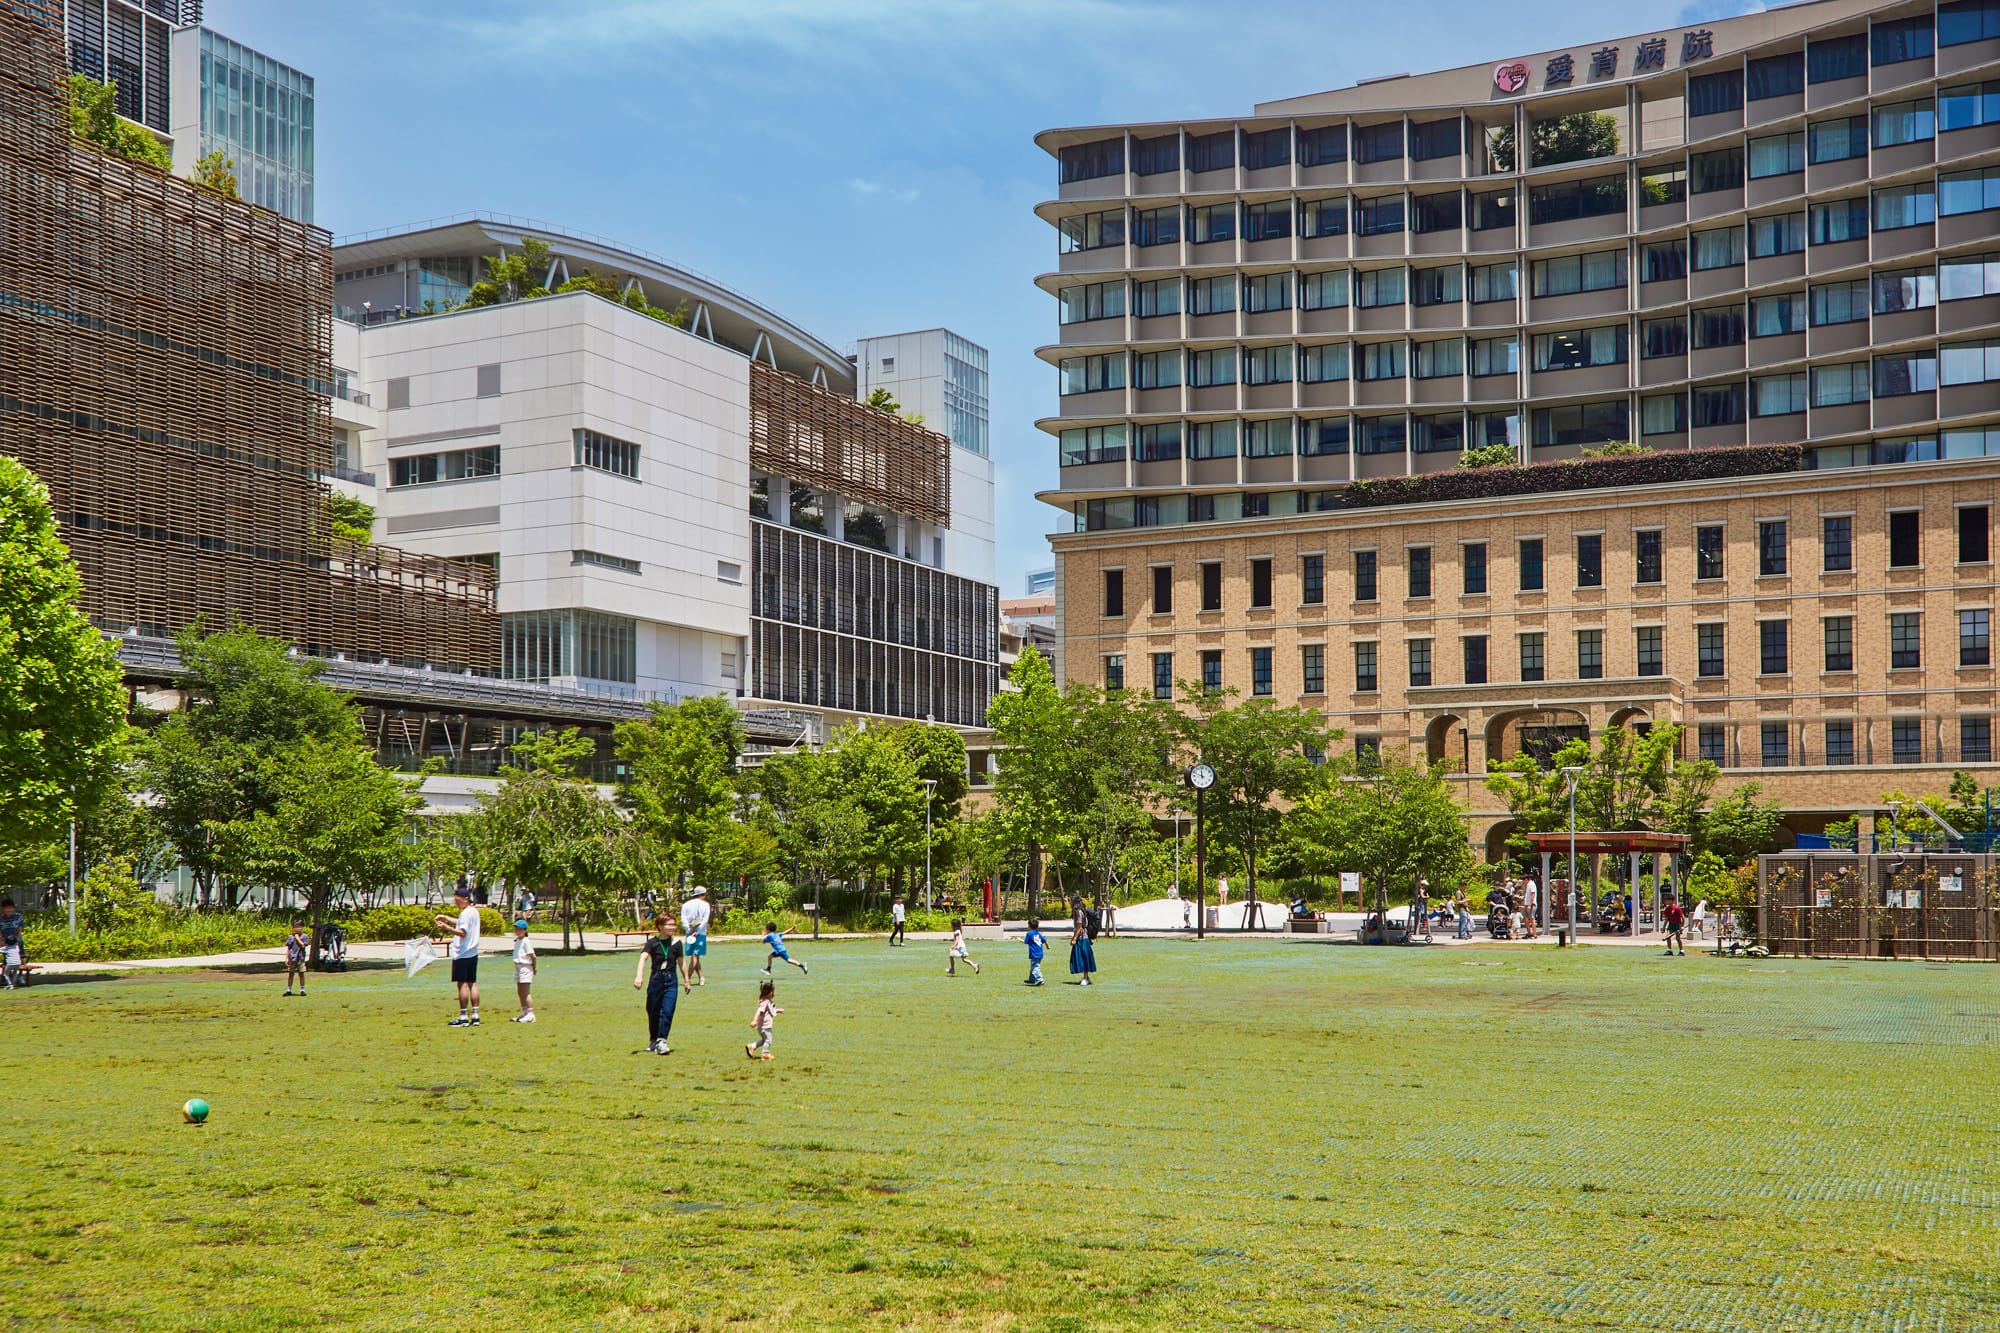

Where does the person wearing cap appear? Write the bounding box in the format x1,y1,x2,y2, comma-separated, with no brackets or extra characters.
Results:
510,919,537,1022
679,885,712,987
433,886,483,1027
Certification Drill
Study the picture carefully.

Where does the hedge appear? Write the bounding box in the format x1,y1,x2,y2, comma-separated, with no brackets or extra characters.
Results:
1327,444,1802,514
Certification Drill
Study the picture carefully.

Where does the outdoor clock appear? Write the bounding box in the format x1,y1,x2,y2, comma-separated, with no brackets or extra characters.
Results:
1187,762,1216,791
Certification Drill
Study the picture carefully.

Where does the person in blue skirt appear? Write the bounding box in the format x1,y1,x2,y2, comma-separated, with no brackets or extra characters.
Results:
1068,913,1097,987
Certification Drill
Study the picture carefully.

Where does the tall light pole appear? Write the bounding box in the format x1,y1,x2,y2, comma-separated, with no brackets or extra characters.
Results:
1561,765,1584,937
921,778,937,913
1187,762,1216,939
67,794,77,938
1887,799,1903,853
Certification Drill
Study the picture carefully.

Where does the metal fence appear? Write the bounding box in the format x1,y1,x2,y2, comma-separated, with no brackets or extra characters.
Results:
1757,852,2000,960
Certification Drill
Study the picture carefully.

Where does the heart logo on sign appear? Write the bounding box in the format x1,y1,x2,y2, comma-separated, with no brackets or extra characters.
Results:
1494,61,1529,93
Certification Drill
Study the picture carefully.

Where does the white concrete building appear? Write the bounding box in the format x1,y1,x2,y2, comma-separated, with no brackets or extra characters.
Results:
856,329,996,587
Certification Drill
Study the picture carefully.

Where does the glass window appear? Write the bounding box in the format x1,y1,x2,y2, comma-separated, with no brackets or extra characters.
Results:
1642,241,1687,283
1302,555,1325,605
1893,717,1925,764
1761,722,1790,768
1188,423,1236,462
1411,412,1464,453
573,429,638,477
1243,273,1290,313
1058,209,1124,253
1060,354,1125,395
1809,278,1867,326
1635,530,1663,584
1354,193,1405,236
1693,382,1747,427
1133,350,1180,389
1359,342,1406,381
1890,510,1923,567
1469,410,1518,449
1530,249,1625,297
1243,200,1292,242
1470,188,1515,232
1768,616,1800,668
1408,117,1460,161
1758,520,1789,575
1942,253,2000,301
1248,646,1273,696
1520,632,1545,682
1412,339,1462,379
1694,305,1745,348
1462,635,1488,685
1301,644,1324,695
1809,198,1869,244
1300,196,1348,238
1941,168,2000,216
1243,419,1292,457
1189,203,1236,244
1200,649,1224,693
1059,425,1127,466
1356,268,1405,307
1463,542,1487,595
1058,280,1125,324
1301,418,1349,456
1825,616,1854,671
1749,213,1805,259
1411,190,1462,234
1751,292,1806,336
1748,132,1805,178
1942,1,2000,47
1641,393,1687,435
1808,116,1869,163
1470,336,1517,376
1302,343,1349,383
1576,629,1604,680
1133,276,1180,317
1150,566,1174,617
1575,534,1602,588
1941,80,2000,131
1872,16,1934,65
1132,133,1179,176
1519,538,1544,591
1697,623,1726,676
1639,168,1687,207
1823,515,1853,571
1874,352,1938,397
1059,137,1124,183
1200,562,1223,610
1242,127,1290,171
1692,227,1745,270
1151,652,1174,699
1808,33,1868,83
1352,121,1403,164
1187,131,1233,173
1690,147,1744,195
1131,206,1180,249
1962,608,1991,665
1753,373,1807,417
1102,569,1125,617
1942,339,2000,385
1411,264,1462,306
1532,400,1629,448
1298,124,1347,166
1697,525,1725,579
1188,274,1236,315
1747,52,1805,101
1962,506,1990,563
1354,550,1377,600
1689,70,1743,117
1470,261,1516,303
1532,325,1627,371
1874,99,1937,148
1963,716,1992,763
1810,363,1869,407
1891,611,1923,667
1408,639,1433,687
1527,173,1626,224
1358,416,1406,454
1353,641,1378,691
390,444,501,487
1873,184,1937,230
1298,269,1348,310
1636,625,1664,677
1698,724,1729,763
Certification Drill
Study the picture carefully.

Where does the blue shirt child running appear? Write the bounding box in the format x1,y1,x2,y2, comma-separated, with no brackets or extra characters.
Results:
1024,928,1046,960
763,928,789,959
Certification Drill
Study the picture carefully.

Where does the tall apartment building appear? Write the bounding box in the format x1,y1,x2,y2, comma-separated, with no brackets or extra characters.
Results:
168,26,314,223
332,220,1000,733
856,330,997,587
1036,0,2000,850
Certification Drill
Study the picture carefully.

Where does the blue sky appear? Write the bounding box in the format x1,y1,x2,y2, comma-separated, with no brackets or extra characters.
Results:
209,0,1756,596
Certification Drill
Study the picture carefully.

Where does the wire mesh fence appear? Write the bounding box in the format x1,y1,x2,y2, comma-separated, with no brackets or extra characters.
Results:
1758,852,1999,960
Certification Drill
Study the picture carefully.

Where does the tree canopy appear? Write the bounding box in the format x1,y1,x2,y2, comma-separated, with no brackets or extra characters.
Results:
67,73,170,172
1290,750,1473,913
477,730,637,949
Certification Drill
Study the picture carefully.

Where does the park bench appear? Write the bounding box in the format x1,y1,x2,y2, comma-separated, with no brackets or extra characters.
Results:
610,931,652,949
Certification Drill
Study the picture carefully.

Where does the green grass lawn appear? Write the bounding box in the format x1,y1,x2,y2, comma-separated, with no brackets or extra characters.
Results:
8,938,2000,1331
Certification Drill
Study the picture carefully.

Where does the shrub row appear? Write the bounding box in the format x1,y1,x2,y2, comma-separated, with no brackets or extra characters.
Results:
1329,444,1802,514
19,904,512,963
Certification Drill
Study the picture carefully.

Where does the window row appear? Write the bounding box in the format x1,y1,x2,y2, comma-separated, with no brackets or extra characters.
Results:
1700,714,1998,768
388,444,501,488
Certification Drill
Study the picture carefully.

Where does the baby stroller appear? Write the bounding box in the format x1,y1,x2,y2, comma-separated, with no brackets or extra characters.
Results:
1486,904,1512,938
315,922,348,972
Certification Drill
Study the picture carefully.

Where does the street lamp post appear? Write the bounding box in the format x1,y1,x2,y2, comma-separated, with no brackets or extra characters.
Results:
1887,800,1903,853
67,799,77,938
921,778,937,914
1561,766,1584,939
1186,762,1216,940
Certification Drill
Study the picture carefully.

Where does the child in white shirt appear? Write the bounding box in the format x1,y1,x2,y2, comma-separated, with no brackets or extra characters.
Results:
510,920,537,1023
947,920,980,976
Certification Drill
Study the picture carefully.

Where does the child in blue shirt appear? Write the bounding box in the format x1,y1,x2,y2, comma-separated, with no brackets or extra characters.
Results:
761,923,809,977
1022,919,1047,986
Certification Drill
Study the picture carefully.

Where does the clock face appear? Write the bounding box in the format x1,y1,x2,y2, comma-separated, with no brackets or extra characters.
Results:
1188,762,1216,791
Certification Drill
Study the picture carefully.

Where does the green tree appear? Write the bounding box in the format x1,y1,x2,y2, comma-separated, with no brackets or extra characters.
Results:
615,698,742,886
829,725,928,896
216,736,425,962
986,647,1070,915
1059,685,1174,909
864,387,902,414
478,730,637,950
1170,688,1336,923
1458,443,1517,469
1489,110,1619,170
67,73,170,172
324,492,375,544
1580,440,1648,459
190,149,239,199
0,456,128,868
895,721,969,871
1291,750,1472,915
75,855,151,934
764,747,867,910
459,237,554,308
1698,782,1786,863
144,624,361,908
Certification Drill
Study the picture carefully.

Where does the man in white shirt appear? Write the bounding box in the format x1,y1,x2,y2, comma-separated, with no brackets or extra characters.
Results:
679,885,712,986
889,895,906,947
433,886,483,1026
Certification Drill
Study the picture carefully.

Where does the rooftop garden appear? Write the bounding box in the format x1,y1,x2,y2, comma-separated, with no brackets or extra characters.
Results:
1329,444,1803,514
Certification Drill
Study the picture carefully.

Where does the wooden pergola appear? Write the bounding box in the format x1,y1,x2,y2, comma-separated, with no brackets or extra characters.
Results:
1523,831,1692,936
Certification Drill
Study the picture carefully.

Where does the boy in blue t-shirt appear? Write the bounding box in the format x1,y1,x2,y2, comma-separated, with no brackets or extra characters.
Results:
1022,919,1046,987
761,923,809,977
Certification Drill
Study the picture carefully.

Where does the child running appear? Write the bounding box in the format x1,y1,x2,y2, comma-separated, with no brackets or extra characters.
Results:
761,923,808,976
283,922,308,996
745,979,782,1060
510,919,537,1021
947,920,980,976
1022,919,1047,986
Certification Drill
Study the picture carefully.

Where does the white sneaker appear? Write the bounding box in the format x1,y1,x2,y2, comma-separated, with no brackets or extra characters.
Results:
1080,978,1091,986
760,968,772,976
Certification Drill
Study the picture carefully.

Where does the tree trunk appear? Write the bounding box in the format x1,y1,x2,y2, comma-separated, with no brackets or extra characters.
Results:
308,886,326,967
1026,840,1043,919
559,882,571,952
1245,823,1260,928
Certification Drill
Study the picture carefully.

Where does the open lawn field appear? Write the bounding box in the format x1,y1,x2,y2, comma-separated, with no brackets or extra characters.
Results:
7,938,2000,1331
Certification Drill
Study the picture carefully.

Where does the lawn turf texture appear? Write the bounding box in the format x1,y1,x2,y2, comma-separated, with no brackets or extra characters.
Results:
6,940,1999,1331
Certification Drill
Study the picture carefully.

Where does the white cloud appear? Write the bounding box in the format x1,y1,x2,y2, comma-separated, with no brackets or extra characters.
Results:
849,178,920,204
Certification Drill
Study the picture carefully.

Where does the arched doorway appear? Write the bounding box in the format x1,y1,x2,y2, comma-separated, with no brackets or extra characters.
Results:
1484,818,1519,867
1425,713,1470,772
1607,705,1653,736
1484,708,1590,767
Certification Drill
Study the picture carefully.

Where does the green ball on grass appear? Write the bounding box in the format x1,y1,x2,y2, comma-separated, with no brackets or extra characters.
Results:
182,1098,209,1125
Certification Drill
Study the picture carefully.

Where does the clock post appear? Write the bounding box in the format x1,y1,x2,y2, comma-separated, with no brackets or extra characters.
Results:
1185,762,1215,939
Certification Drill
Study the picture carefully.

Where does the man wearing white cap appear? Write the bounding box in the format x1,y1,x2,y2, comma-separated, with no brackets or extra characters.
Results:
680,885,712,986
